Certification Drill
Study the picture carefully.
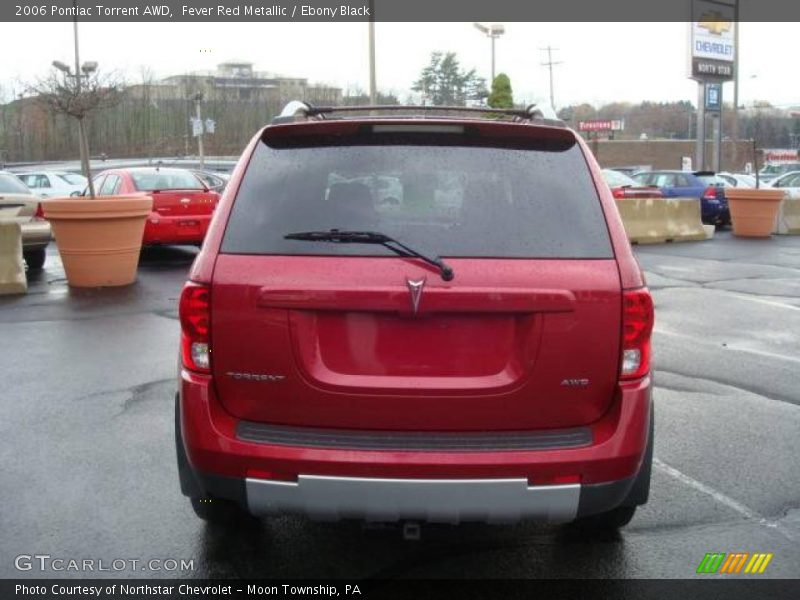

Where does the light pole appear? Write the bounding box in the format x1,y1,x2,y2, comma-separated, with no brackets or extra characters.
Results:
192,92,205,169
368,0,376,104
52,57,98,198
473,23,505,83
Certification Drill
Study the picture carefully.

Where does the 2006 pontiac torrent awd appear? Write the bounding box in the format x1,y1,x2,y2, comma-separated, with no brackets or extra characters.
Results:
175,103,655,530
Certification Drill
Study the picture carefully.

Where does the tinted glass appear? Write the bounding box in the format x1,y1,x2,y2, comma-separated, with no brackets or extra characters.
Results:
222,134,613,259
0,173,33,194
130,169,204,191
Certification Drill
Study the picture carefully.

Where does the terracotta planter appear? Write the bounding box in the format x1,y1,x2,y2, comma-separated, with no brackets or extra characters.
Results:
726,188,785,238
42,195,153,287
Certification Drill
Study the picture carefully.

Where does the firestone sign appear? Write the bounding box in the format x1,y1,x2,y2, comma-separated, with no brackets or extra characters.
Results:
689,0,736,82
578,120,624,133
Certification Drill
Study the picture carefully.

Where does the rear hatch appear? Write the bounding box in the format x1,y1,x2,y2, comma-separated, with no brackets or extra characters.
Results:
149,190,218,217
129,168,218,217
210,121,622,431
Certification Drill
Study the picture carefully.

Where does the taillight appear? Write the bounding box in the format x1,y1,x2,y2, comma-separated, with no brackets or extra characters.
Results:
612,188,626,199
34,202,45,219
620,288,654,380
702,187,718,201
179,282,211,373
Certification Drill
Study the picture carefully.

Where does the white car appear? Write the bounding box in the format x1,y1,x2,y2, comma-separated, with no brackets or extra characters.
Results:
767,170,800,198
15,171,87,198
717,172,756,188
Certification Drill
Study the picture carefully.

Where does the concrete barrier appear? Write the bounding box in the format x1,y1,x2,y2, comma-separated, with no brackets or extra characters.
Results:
0,218,27,295
615,197,710,244
774,195,800,235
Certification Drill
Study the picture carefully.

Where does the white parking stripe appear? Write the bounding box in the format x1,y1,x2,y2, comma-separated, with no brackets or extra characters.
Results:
726,293,800,312
654,458,797,542
654,329,800,365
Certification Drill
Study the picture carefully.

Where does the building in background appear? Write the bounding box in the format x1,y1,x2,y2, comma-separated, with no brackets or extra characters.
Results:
0,62,342,162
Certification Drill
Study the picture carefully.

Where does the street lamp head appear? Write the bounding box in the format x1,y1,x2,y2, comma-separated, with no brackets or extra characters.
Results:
52,60,71,74
81,61,98,74
474,22,505,37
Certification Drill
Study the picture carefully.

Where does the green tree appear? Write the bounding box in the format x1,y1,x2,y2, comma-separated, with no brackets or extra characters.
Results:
412,52,487,106
487,73,513,109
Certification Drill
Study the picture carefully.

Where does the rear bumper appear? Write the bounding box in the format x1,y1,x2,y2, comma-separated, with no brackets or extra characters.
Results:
178,369,651,522
248,475,581,523
701,201,730,224
143,213,211,245
21,219,52,250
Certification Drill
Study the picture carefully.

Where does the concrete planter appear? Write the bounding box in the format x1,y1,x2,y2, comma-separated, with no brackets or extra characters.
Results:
42,195,153,287
725,188,785,238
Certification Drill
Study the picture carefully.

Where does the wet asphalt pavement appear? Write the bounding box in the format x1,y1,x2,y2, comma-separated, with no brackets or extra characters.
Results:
0,233,798,580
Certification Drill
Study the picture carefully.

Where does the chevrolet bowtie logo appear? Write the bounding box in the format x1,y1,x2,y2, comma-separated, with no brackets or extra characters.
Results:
698,12,731,35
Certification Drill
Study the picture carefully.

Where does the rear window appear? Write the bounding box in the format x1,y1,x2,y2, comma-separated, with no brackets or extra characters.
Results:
58,173,87,185
0,173,33,195
603,169,637,188
130,169,204,191
222,131,613,259
696,174,726,186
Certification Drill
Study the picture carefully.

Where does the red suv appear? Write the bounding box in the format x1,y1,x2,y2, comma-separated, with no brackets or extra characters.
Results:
176,103,654,530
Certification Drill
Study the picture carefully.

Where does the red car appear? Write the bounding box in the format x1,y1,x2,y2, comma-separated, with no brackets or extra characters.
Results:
91,167,219,245
176,104,654,530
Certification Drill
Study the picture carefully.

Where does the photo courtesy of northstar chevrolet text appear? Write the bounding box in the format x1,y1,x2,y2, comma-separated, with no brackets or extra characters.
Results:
0,0,798,597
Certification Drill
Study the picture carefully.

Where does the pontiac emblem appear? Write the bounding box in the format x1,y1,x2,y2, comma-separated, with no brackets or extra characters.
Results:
406,278,425,315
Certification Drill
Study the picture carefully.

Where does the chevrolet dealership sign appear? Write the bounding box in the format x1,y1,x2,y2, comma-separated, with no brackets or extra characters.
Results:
689,0,736,81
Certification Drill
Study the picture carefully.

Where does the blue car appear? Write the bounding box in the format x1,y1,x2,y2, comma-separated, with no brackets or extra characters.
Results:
631,170,730,225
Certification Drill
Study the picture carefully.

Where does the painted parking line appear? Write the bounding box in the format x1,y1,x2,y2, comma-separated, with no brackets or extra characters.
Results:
654,328,800,366
654,458,796,542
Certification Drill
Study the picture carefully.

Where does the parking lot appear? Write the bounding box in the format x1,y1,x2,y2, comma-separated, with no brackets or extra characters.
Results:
1,233,798,579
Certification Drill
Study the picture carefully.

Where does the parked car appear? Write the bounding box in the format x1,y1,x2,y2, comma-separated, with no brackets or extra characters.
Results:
15,171,87,198
175,103,655,531
191,169,229,193
89,167,220,246
601,169,664,199
757,162,800,185
0,171,50,270
766,170,800,198
609,165,652,177
717,172,756,188
631,170,729,225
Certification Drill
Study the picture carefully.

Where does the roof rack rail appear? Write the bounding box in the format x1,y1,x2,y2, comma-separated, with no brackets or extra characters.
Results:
271,101,565,126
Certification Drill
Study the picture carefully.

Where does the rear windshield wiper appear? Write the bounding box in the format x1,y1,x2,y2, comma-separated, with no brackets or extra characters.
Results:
284,229,455,281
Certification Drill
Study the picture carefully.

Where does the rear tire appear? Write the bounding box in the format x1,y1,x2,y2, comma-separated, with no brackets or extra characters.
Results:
190,496,249,524
175,394,253,525
572,505,637,531
24,248,46,271
571,404,654,531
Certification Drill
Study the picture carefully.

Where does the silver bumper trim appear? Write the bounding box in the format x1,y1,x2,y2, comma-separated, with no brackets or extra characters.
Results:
246,475,580,524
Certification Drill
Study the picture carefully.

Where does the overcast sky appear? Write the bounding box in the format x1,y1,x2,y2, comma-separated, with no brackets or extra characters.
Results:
0,21,795,108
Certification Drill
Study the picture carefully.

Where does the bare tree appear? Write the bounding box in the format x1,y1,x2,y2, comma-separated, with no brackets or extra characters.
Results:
27,67,123,197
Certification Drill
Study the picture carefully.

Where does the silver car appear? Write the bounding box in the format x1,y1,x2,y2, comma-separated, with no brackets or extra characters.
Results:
0,171,51,270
